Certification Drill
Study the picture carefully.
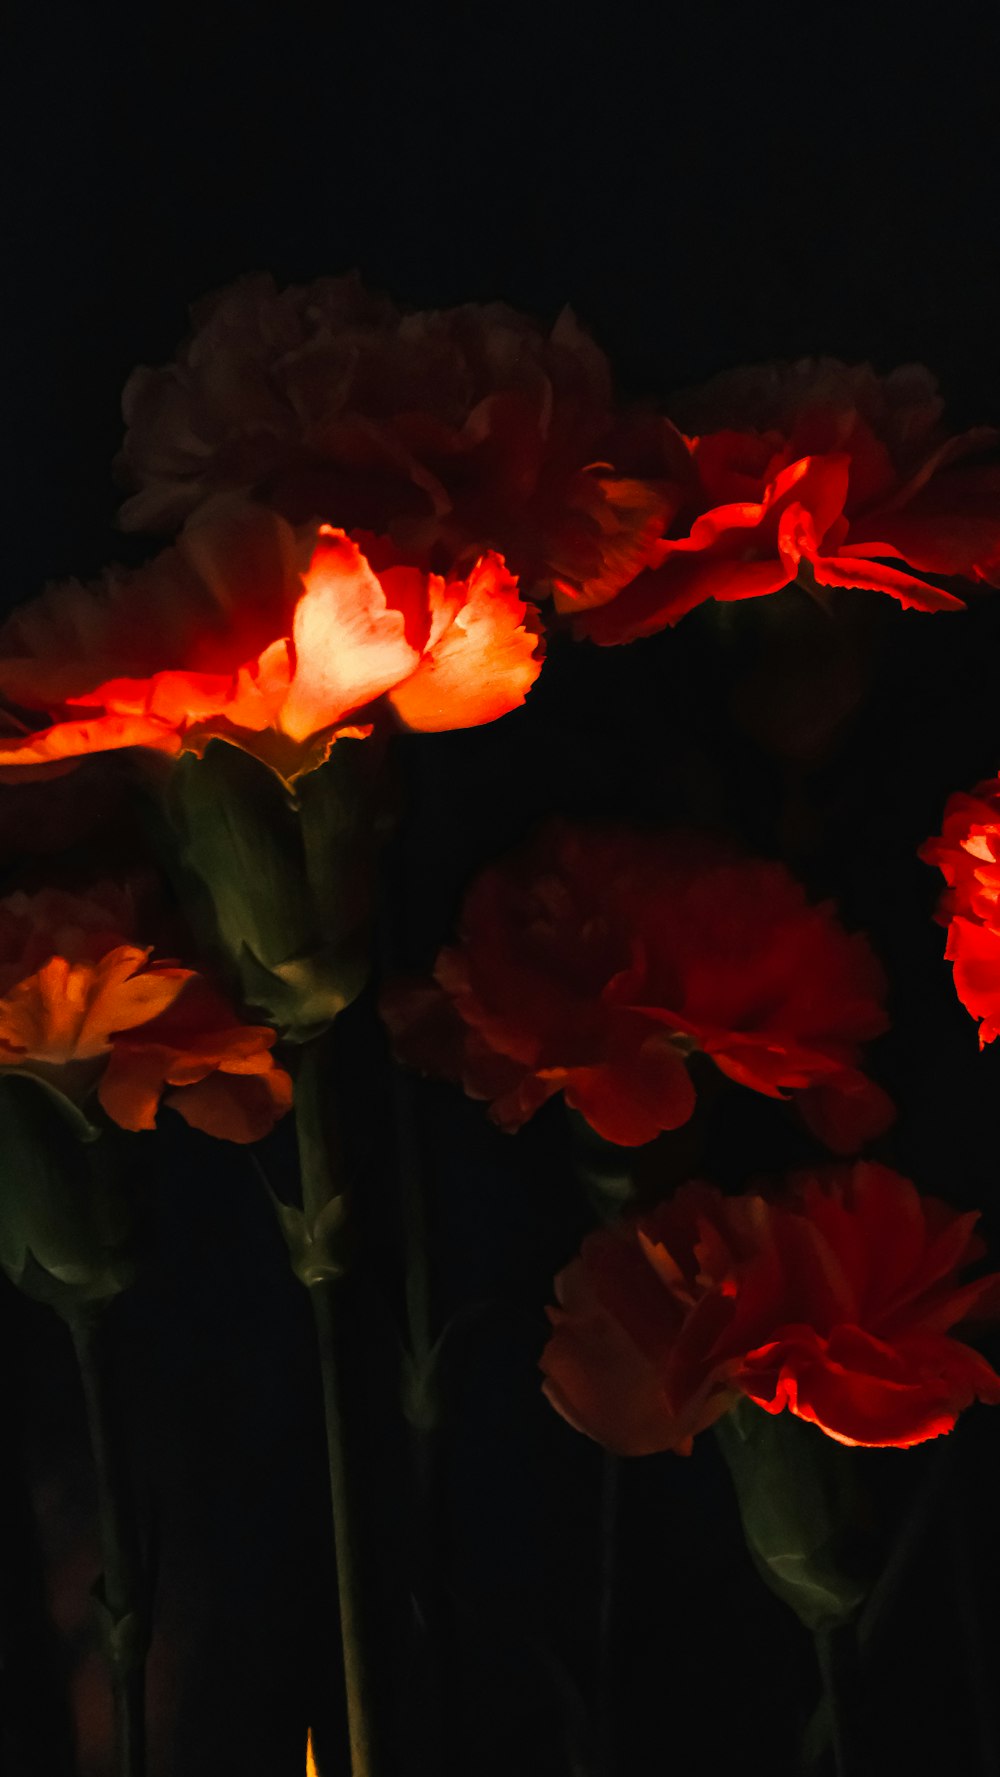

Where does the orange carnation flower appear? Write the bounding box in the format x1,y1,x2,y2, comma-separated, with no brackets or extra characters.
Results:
0,503,542,781
0,884,291,1141
381,823,892,1152
541,1163,1000,1454
115,273,687,613
579,357,1000,643
920,777,1000,1044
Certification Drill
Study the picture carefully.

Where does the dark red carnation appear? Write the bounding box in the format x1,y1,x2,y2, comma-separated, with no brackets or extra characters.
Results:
381,822,892,1151
578,358,1000,644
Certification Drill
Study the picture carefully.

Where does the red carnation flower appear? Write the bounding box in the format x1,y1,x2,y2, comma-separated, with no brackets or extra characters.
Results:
116,273,688,614
921,777,1000,1044
0,503,542,783
540,1163,1000,1454
578,357,1000,644
0,883,292,1142
381,823,892,1152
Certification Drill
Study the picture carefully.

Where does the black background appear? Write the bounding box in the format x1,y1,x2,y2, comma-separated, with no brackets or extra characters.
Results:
5,4,1000,1774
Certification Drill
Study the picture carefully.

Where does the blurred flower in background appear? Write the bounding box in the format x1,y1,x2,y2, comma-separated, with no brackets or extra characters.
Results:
115,273,688,614
383,821,893,1151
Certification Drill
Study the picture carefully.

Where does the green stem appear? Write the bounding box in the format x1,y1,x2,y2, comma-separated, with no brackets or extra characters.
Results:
296,1042,378,1777
375,838,433,1378
813,1624,869,1777
68,1310,147,1777
309,1283,377,1777
396,1070,433,1380
377,838,444,1765
950,1499,999,1773
856,1440,952,1663
802,1440,951,1769
390,1061,445,1766
596,1451,619,1777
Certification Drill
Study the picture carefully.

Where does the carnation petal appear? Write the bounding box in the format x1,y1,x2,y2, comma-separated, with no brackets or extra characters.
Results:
797,1072,896,1154
280,528,419,742
562,1040,697,1146
0,712,182,769
165,1065,294,1144
808,549,965,611
388,553,542,731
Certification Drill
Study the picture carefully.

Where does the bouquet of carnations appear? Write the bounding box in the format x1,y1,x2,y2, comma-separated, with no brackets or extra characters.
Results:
4,274,1000,1776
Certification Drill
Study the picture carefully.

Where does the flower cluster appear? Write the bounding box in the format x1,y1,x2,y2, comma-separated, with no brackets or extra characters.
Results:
0,883,291,1141
382,821,892,1152
117,283,1000,652
541,1163,1000,1453
1,269,998,1487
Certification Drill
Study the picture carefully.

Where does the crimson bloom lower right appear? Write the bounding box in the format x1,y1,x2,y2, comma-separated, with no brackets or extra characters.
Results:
540,1163,1000,1454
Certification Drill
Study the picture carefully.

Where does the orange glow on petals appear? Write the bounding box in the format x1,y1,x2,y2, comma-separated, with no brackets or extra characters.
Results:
0,514,543,781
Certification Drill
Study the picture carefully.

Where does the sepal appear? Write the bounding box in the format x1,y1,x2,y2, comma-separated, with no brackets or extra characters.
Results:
268,1188,353,1288
566,1108,637,1223
0,1078,135,1315
400,1302,509,1433
163,738,379,1041
715,1397,874,1631
90,1585,149,1672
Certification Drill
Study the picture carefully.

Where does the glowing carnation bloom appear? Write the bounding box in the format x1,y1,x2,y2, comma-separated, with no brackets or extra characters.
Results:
115,273,687,612
0,504,542,782
381,822,892,1152
541,1163,1000,1454
579,357,1000,643
920,777,1000,1044
0,884,292,1141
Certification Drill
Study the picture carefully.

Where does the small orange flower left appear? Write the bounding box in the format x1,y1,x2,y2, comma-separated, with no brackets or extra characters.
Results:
0,883,291,1141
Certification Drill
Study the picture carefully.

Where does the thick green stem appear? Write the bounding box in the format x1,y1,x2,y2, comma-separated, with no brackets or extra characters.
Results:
68,1311,147,1777
296,1042,378,1777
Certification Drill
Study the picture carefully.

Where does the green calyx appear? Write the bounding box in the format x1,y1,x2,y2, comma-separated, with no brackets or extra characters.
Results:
715,1397,875,1632
162,737,381,1042
0,1077,135,1315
